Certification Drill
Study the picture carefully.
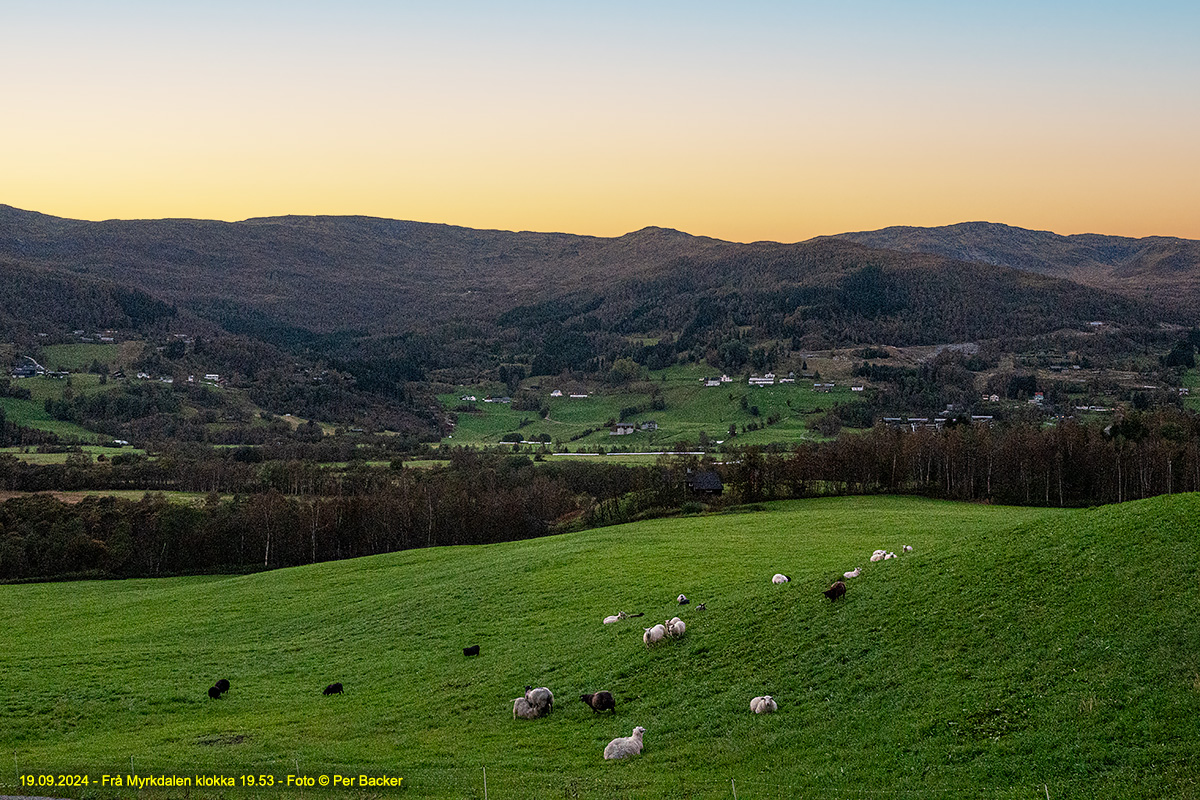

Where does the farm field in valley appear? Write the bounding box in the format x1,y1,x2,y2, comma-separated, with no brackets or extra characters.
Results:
440,367,862,449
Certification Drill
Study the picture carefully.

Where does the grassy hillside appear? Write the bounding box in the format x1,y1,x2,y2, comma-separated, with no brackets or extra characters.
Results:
1,495,1198,798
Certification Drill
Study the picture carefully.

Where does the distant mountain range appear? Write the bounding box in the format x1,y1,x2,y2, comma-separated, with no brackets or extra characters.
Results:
828,221,1200,298
2,205,1195,344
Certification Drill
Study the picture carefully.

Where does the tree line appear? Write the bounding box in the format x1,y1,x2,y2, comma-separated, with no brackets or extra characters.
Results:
3,409,1200,582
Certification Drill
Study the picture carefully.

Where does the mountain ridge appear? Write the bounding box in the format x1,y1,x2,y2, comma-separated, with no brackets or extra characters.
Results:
0,204,1193,343
826,220,1200,293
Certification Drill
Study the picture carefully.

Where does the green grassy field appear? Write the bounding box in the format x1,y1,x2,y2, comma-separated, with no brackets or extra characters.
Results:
0,445,146,464
41,343,127,372
1182,369,1200,412
2,495,1198,799
0,395,103,442
441,373,863,448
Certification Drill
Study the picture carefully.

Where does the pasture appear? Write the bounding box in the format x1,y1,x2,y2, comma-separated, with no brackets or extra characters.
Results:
1,495,1198,798
440,370,863,448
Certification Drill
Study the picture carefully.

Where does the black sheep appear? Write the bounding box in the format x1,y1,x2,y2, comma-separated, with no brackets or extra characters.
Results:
215,679,230,693
323,682,344,695
207,686,222,699
580,691,616,713
462,644,480,656
823,580,847,601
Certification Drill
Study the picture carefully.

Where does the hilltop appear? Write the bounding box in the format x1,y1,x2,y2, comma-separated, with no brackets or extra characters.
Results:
830,220,1200,307
1,494,1196,798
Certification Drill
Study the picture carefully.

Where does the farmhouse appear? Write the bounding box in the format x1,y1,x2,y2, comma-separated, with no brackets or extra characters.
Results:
685,470,724,495
749,373,776,386
610,423,636,436
639,420,658,431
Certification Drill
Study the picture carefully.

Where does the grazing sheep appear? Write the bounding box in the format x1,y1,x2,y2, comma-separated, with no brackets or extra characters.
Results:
603,611,629,624
463,644,480,656
207,686,222,700
677,594,689,605
513,696,542,720
903,544,913,552
665,617,686,637
823,580,847,601
323,682,344,695
772,573,790,584
750,695,778,714
603,726,646,760
525,686,554,713
215,678,230,693
580,691,616,713
643,624,666,646
843,567,861,579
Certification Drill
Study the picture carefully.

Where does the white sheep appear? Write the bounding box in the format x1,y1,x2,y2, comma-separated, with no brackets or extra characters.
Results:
843,567,861,579
870,550,886,562
750,695,778,714
513,697,542,719
603,726,646,760
677,594,689,604
884,552,896,560
665,617,686,637
525,686,554,714
643,624,666,646
772,573,790,584
903,544,913,552
603,611,628,624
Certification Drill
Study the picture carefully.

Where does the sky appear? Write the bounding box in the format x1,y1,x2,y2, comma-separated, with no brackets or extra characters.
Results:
3,1,1198,242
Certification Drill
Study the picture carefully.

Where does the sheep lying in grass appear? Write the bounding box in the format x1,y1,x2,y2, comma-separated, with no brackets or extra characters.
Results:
903,544,913,552
843,567,861,579
643,624,666,646
884,551,896,560
870,549,887,562
696,602,706,611
580,691,616,713
603,611,628,624
603,726,646,759
677,594,689,605
513,696,542,719
750,695,778,714
772,573,790,584
665,617,686,637
525,686,554,714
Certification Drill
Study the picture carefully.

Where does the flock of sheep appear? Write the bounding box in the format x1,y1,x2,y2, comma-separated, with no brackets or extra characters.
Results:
204,542,916,763
511,542,917,760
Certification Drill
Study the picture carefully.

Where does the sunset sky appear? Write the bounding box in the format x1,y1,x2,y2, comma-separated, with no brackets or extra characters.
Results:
4,1,1198,242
